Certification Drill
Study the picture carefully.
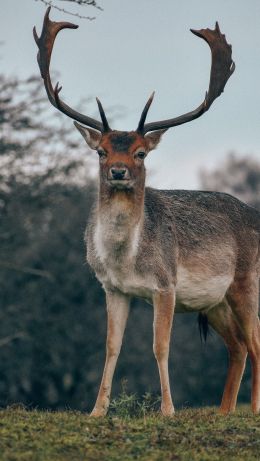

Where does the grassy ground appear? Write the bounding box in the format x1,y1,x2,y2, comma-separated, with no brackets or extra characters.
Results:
0,398,259,461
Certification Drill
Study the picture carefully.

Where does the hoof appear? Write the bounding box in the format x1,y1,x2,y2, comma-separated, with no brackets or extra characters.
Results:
219,407,234,415
90,407,107,417
161,406,175,417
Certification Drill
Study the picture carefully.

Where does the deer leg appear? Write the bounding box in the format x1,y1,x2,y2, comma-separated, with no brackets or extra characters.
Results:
153,289,175,416
90,290,130,417
227,274,260,414
207,302,247,414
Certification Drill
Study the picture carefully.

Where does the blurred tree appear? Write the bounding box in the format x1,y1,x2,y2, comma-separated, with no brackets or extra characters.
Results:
0,73,95,268
200,153,260,209
0,74,100,409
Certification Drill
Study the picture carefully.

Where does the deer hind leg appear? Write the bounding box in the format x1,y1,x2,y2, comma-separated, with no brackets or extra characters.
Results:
227,273,260,414
90,290,130,417
207,301,247,414
153,289,175,416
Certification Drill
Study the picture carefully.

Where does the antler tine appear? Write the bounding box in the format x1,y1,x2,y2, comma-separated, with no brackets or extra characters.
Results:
140,22,235,134
33,7,104,132
137,91,155,133
96,98,111,132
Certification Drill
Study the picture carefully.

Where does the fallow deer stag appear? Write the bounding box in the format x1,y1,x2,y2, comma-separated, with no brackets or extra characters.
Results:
34,8,260,416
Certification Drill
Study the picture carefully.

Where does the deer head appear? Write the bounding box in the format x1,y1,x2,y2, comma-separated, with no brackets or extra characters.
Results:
34,8,235,191
74,123,166,191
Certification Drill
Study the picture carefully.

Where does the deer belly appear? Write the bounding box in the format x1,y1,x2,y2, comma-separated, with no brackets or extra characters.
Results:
102,267,155,301
175,266,233,311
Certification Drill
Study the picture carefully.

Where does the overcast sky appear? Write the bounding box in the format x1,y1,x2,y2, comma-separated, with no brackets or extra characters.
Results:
1,0,260,189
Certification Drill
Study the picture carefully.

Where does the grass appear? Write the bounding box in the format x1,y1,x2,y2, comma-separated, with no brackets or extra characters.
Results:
0,395,259,461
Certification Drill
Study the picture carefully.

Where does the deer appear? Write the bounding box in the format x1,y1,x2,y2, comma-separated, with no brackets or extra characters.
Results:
34,7,260,417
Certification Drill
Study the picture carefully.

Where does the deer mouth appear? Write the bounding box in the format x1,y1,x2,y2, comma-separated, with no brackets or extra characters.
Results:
108,179,133,189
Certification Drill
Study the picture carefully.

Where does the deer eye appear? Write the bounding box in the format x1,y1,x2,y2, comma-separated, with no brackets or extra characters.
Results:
136,151,146,160
97,149,107,159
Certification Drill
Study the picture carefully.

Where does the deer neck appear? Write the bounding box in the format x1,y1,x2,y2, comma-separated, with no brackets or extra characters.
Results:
95,184,144,265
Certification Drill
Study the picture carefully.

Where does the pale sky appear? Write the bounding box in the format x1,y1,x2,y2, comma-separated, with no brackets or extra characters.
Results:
1,0,260,189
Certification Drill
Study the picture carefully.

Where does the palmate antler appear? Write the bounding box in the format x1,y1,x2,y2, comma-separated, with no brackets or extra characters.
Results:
33,7,110,133
137,22,235,134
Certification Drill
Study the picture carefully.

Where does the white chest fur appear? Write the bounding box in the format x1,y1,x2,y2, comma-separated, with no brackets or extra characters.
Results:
94,216,140,265
93,205,156,299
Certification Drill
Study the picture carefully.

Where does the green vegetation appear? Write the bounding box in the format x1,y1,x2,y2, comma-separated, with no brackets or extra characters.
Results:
0,398,259,461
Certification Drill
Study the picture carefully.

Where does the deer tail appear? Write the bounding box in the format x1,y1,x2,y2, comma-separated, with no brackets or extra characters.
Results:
198,313,209,342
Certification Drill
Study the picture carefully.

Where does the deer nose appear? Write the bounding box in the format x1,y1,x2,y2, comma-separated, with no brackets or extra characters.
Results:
110,167,128,180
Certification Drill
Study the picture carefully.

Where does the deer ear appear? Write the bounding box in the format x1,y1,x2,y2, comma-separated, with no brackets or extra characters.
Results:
74,122,102,150
144,129,167,151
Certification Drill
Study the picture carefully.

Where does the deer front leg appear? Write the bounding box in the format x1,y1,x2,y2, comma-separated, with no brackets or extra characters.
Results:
90,289,130,417
153,288,175,416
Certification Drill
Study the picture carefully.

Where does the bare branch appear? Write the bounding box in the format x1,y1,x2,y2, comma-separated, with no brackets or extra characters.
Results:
0,262,54,280
35,0,99,20
58,0,103,11
0,332,27,348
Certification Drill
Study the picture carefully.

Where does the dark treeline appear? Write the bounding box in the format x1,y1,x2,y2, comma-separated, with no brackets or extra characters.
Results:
0,75,259,410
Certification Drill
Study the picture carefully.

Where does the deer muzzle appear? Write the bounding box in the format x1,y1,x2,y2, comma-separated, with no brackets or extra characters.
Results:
108,164,131,181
